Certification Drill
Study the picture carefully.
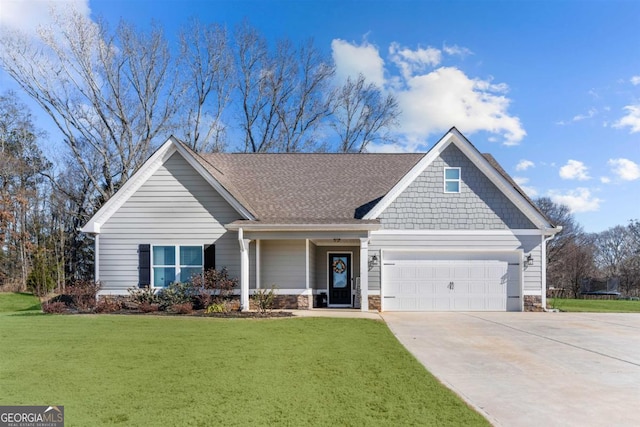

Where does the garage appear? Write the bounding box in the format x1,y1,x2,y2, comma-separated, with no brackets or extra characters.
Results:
381,252,521,311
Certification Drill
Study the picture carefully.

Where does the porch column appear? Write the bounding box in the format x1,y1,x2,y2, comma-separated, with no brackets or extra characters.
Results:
238,228,252,311
359,238,369,311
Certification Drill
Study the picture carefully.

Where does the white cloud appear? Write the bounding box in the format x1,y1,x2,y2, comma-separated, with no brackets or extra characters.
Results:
395,66,525,145
572,108,597,122
608,158,640,181
631,76,640,86
613,105,640,133
549,188,602,213
331,39,385,87
600,176,611,184
515,159,534,171
559,160,590,181
389,43,441,79
0,0,91,36
443,44,473,57
330,39,526,148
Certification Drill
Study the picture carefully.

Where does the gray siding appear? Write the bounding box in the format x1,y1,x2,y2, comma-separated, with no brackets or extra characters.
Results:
99,152,242,292
369,232,544,294
260,240,306,289
314,247,360,292
380,144,536,230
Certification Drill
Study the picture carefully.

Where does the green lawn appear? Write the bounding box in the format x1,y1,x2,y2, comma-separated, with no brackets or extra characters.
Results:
0,293,487,426
549,298,640,313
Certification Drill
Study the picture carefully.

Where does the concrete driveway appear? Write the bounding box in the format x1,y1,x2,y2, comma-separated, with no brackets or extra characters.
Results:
382,312,640,427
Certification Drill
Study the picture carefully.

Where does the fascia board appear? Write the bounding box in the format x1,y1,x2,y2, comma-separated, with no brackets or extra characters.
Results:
80,137,178,233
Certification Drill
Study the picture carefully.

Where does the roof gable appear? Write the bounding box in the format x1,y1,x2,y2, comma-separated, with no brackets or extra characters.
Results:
363,128,555,231
81,137,254,233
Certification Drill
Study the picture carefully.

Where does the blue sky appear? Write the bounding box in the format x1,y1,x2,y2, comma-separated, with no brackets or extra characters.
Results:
2,0,639,232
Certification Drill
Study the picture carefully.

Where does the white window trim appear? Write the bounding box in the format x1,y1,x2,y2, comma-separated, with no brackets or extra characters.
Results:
444,167,461,193
151,244,204,288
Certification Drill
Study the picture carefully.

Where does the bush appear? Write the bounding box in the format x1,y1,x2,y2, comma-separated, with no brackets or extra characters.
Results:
205,301,232,314
169,302,193,314
191,268,237,299
95,297,122,313
138,302,160,313
253,286,277,314
156,282,195,310
128,286,159,305
66,280,101,311
42,301,67,314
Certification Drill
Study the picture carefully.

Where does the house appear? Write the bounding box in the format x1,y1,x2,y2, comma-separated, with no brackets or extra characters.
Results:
81,128,560,312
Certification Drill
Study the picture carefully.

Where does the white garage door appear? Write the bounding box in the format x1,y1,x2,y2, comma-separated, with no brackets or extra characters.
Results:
383,260,514,311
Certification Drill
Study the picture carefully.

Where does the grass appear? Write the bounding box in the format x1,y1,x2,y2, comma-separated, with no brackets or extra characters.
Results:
0,292,41,313
0,293,488,426
549,298,640,313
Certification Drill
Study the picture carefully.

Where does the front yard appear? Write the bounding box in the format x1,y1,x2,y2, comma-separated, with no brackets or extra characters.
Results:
0,293,487,426
549,298,640,313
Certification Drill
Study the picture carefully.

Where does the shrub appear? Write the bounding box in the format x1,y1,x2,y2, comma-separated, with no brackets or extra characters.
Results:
42,301,67,314
156,282,195,310
169,302,193,314
253,286,277,314
66,280,101,311
95,297,122,313
205,301,231,314
128,286,158,305
138,302,160,313
191,268,237,299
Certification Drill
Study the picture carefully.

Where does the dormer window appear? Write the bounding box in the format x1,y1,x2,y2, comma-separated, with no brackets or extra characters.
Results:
444,167,461,193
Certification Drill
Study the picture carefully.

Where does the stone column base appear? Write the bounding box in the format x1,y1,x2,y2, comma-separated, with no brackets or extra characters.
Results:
524,295,543,312
368,295,381,311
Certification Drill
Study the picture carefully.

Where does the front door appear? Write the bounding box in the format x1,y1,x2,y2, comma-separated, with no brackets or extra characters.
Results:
328,253,351,306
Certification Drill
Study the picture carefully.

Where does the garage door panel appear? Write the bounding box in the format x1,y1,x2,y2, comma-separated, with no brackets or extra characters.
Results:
383,258,516,312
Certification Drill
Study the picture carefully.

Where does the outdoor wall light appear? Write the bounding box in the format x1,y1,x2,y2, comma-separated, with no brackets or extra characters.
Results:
526,254,534,266
368,255,379,271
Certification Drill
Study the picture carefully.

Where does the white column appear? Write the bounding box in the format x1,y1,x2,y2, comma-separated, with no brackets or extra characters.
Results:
94,234,100,282
359,238,369,311
256,239,261,290
238,228,251,311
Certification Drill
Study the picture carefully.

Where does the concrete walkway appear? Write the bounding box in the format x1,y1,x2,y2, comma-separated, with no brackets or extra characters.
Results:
382,312,640,427
290,308,382,320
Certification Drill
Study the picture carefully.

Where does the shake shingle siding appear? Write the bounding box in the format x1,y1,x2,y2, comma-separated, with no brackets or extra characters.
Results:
380,145,536,230
99,152,243,291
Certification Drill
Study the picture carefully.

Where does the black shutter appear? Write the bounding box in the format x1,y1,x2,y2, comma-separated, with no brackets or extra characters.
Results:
204,244,216,271
138,244,151,287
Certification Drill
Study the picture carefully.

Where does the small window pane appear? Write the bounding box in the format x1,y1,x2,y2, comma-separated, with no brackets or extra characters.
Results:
153,246,175,265
180,246,203,266
180,267,203,283
153,267,175,287
445,168,460,179
446,181,460,192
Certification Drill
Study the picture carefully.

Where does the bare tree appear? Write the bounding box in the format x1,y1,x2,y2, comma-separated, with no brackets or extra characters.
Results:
330,74,400,152
234,22,334,152
535,197,586,293
177,19,233,152
0,10,176,202
593,225,632,278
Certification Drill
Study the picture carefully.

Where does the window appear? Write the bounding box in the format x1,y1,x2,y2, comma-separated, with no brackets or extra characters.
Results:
152,245,203,287
444,167,461,193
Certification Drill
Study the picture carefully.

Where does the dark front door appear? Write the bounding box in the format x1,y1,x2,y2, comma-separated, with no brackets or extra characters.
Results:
328,253,351,306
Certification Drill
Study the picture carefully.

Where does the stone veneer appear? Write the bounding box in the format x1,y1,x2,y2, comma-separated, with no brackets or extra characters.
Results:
368,295,381,311
524,295,543,312
249,294,310,310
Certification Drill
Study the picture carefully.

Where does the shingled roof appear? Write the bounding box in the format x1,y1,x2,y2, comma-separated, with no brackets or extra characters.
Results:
192,152,424,221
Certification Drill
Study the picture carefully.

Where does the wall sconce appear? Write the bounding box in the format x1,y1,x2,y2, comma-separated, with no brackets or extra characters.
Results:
525,254,534,266
368,255,378,271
